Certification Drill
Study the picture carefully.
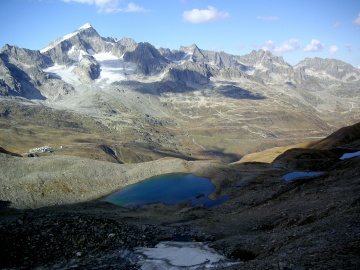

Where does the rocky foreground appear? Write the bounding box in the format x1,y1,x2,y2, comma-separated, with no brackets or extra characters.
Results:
1,123,360,269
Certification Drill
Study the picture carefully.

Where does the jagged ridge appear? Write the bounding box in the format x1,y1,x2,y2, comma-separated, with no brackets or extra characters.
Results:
1,23,359,100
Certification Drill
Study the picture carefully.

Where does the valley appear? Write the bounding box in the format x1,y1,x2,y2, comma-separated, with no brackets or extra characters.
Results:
0,23,360,269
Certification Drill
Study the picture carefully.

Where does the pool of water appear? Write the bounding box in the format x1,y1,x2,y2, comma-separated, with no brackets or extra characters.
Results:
340,151,360,160
102,174,227,209
283,171,324,182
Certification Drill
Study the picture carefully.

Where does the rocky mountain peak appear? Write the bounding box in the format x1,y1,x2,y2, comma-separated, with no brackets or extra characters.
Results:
39,24,106,66
117,37,137,48
237,49,295,83
123,42,169,75
179,44,199,54
78,23,92,31
40,23,100,54
0,44,52,68
295,57,360,82
1,23,360,100
239,49,288,67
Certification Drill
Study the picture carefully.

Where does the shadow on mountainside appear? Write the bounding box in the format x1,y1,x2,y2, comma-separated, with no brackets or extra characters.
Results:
215,85,266,100
112,70,266,100
0,56,46,100
0,200,12,211
200,148,242,163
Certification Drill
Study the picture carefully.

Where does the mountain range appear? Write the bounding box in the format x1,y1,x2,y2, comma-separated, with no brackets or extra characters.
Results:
1,23,360,99
0,23,359,162
1,24,360,269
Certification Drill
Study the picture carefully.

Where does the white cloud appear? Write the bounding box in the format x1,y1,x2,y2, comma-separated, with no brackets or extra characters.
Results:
256,16,279,21
123,2,147,12
304,39,324,52
345,44,352,52
261,40,275,51
329,45,339,55
333,22,342,28
260,39,300,54
354,12,360,25
63,0,148,13
274,38,300,53
183,6,229,23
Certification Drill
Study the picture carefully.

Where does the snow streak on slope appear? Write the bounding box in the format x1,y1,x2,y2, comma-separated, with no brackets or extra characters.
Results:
40,23,92,53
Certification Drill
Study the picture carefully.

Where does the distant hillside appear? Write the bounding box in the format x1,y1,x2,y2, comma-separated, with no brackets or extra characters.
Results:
238,122,360,164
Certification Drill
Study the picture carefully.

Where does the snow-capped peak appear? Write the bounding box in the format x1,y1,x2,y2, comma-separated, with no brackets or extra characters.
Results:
78,23,92,31
40,23,94,53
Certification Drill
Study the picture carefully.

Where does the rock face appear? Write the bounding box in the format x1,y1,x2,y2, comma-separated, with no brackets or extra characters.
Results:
239,49,295,83
295,57,360,82
40,23,108,65
0,44,75,99
1,44,52,68
123,42,169,75
74,55,100,83
161,62,210,88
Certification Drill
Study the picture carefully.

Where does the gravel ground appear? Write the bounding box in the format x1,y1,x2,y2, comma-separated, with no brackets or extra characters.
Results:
1,153,360,269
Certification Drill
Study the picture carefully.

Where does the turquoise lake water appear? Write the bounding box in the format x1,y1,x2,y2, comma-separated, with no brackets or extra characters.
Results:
102,174,227,209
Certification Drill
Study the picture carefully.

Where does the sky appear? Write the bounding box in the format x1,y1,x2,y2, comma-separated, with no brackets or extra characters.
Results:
0,0,360,67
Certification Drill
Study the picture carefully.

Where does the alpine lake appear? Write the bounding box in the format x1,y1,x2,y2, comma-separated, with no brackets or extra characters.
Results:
102,174,228,209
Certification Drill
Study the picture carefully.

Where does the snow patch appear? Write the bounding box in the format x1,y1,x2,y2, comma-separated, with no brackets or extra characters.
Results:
135,241,238,269
93,53,137,84
43,64,82,85
93,52,119,61
67,47,89,61
78,23,92,30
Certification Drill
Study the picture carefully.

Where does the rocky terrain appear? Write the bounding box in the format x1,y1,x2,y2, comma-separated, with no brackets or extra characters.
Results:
0,24,360,269
0,122,360,269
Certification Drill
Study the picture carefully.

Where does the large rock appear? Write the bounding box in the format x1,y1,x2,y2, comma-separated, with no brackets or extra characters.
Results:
74,55,100,83
123,42,169,75
162,62,210,87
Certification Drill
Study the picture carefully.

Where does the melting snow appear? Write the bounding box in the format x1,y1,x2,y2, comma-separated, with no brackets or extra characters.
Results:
135,241,238,269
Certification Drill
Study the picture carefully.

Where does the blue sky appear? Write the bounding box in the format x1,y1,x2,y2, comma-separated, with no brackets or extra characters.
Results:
1,0,360,67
